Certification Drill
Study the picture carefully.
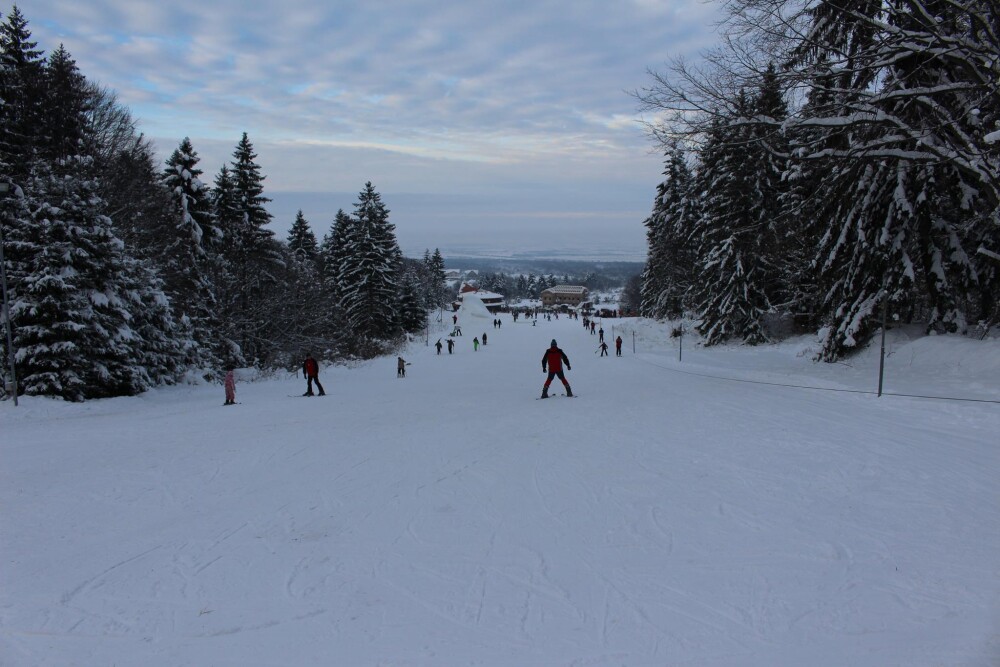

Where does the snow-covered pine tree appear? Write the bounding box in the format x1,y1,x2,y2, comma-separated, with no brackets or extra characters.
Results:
747,64,790,309
398,261,428,334
230,133,285,362
338,182,402,342
640,143,695,319
787,0,998,358
425,248,448,309
160,137,223,372
693,97,771,346
39,44,90,161
640,159,670,318
13,157,149,399
0,6,45,180
287,210,319,263
321,208,352,304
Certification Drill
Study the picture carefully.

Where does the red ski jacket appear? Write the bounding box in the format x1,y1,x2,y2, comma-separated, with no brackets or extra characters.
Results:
542,346,570,373
303,357,319,378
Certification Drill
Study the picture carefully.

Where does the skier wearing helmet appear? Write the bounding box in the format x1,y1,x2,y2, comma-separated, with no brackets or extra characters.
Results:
540,339,573,399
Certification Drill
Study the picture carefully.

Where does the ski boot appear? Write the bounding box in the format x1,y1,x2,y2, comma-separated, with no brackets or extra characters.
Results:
565,387,573,397
540,387,549,399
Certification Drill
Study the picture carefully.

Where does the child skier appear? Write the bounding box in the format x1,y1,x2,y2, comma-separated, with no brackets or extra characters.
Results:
224,367,236,405
397,356,409,378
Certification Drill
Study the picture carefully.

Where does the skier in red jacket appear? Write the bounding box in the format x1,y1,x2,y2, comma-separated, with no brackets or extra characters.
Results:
302,353,325,396
540,339,573,398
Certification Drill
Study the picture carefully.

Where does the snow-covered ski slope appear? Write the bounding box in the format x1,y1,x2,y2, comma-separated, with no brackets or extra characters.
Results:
2,313,998,666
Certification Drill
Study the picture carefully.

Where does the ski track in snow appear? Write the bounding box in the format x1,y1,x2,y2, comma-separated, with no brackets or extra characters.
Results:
1,313,998,666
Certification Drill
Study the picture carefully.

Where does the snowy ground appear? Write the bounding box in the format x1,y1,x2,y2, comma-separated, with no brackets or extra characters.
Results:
2,309,998,666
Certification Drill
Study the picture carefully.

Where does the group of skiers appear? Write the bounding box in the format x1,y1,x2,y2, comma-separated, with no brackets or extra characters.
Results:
224,313,626,404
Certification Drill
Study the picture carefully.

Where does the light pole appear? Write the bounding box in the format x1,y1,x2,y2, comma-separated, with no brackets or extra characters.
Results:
0,181,17,405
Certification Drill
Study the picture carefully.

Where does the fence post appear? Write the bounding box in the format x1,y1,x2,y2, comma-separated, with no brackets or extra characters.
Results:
678,323,683,362
877,292,888,396
632,331,636,354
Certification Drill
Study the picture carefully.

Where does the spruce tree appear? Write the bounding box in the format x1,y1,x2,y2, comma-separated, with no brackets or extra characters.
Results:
0,5,45,179
321,208,352,302
13,157,146,399
398,264,428,334
287,210,319,262
160,137,223,371
39,44,90,160
641,144,695,319
424,247,447,308
339,182,402,341
693,100,771,346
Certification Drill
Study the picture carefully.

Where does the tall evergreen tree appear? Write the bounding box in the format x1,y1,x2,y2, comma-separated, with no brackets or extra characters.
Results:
230,132,275,257
424,247,448,309
287,210,319,262
640,144,695,319
321,208,352,301
11,157,166,399
338,182,402,341
693,99,771,345
160,137,223,371
0,5,45,179
39,44,90,160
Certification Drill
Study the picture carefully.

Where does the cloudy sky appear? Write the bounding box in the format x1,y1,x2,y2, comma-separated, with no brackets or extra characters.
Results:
25,0,721,259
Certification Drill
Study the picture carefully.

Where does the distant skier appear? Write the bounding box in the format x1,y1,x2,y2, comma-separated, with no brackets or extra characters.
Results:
447,338,455,354
435,339,443,355
473,337,480,351
598,341,609,357
397,356,409,378
599,327,605,343
615,335,623,357
540,339,573,398
482,332,488,345
224,367,237,405
453,314,458,325
590,321,596,334
303,353,325,396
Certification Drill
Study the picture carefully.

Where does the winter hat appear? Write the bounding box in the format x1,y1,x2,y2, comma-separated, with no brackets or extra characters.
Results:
551,339,558,347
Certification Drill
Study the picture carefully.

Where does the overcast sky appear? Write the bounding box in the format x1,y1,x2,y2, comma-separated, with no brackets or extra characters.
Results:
25,0,721,259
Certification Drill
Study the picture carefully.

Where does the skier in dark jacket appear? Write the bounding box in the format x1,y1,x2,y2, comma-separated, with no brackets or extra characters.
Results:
540,339,572,398
615,335,623,356
435,339,443,355
303,353,325,396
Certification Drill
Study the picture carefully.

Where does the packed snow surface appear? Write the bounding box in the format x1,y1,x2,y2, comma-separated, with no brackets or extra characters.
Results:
2,315,998,666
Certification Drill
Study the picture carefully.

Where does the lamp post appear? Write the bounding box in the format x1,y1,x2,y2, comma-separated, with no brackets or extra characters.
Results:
0,180,17,405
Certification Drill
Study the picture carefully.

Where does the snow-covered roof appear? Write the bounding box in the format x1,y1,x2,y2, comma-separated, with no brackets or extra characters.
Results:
542,285,588,294
459,288,504,301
